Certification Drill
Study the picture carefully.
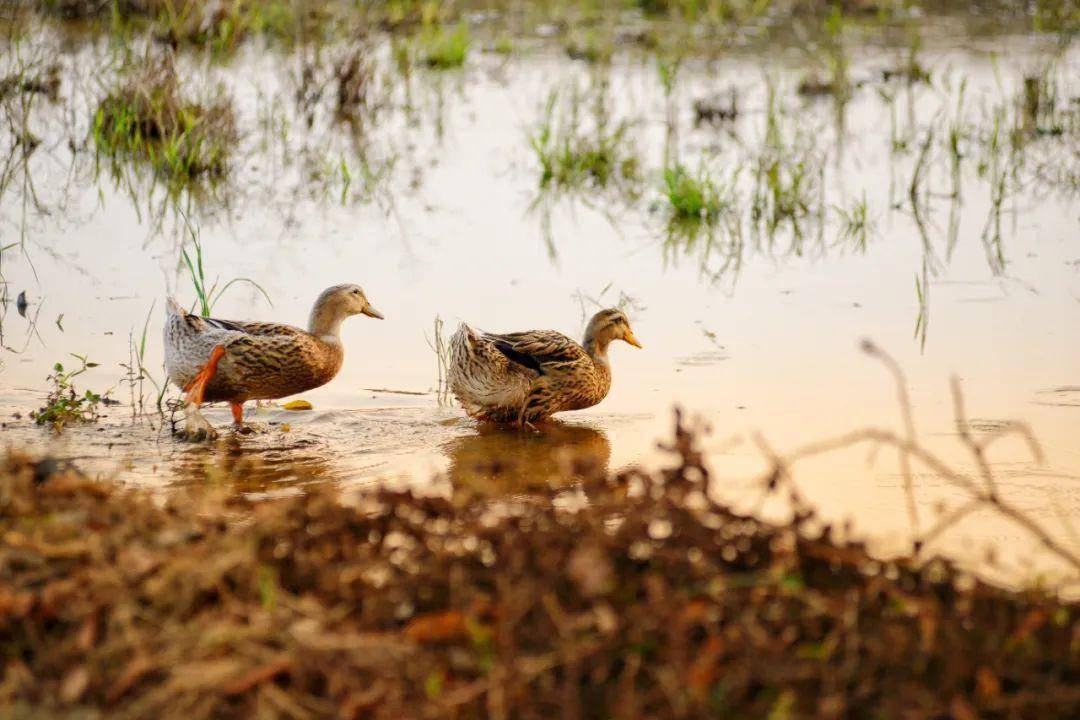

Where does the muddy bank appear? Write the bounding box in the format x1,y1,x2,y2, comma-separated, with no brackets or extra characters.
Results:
1,421,1077,719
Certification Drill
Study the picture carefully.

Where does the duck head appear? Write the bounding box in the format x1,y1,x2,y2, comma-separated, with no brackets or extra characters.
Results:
583,308,642,356
308,284,383,340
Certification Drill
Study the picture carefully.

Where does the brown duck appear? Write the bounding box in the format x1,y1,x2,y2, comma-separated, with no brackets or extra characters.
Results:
164,284,383,440
448,308,642,427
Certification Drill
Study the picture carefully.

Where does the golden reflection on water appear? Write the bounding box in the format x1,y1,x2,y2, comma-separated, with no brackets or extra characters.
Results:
167,433,340,494
442,421,610,495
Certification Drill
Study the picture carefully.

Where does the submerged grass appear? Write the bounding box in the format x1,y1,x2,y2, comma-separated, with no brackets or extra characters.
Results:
37,0,301,52
796,6,852,101
24,1,1080,60
662,163,735,221
833,192,871,250
750,88,824,240
530,90,641,196
419,22,469,69
92,58,237,183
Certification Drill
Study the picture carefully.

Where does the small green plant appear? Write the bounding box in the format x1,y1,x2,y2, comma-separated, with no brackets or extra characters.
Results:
797,6,851,100
946,79,968,191
1017,68,1070,138
420,23,469,69
881,27,930,84
657,56,681,97
833,193,871,250
32,354,108,432
180,217,271,318
663,164,734,221
121,301,167,419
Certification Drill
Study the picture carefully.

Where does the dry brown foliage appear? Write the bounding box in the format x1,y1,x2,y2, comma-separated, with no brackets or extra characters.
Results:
1,414,1078,719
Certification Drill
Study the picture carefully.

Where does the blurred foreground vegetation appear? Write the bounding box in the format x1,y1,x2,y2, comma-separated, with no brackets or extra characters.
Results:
1,419,1077,719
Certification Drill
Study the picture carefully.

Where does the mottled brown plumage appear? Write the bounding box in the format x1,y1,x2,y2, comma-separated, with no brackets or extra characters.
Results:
448,308,642,427
164,284,383,440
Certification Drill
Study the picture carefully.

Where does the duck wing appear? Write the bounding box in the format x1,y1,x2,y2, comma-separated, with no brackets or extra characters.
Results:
483,330,589,375
199,317,306,338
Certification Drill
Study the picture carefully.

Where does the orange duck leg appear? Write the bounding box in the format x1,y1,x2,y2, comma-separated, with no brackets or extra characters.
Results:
179,345,226,441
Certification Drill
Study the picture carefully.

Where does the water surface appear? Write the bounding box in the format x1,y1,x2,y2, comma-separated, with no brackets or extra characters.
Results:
1,13,1078,589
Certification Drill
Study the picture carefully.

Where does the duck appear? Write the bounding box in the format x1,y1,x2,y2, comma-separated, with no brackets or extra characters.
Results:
164,284,383,440
448,308,641,427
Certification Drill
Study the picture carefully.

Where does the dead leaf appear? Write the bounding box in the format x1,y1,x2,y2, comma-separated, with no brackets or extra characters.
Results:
567,541,613,597
404,610,468,644
975,666,1000,701
687,636,724,699
1010,609,1047,642
118,545,160,578
950,695,979,720
223,658,291,695
283,400,313,411
339,682,387,719
107,656,155,703
76,611,99,651
60,665,89,703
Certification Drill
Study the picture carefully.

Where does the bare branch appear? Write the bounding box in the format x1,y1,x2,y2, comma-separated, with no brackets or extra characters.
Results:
749,343,1080,578
861,339,920,534
951,374,998,498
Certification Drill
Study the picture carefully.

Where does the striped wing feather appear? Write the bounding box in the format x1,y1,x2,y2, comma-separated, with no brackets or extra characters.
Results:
200,317,307,338
483,330,589,373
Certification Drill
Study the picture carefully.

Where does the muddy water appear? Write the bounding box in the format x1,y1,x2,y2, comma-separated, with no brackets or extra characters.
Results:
1,20,1078,590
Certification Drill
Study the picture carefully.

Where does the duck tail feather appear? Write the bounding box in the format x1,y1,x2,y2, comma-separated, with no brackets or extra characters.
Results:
448,321,528,417
166,297,187,317
450,323,481,353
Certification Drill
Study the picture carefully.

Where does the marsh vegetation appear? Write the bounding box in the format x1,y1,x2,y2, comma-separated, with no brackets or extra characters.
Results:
93,56,237,183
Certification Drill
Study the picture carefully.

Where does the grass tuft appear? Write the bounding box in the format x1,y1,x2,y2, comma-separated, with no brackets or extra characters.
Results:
420,23,469,69
180,217,272,317
662,164,734,221
92,57,237,183
530,92,640,194
833,193,871,250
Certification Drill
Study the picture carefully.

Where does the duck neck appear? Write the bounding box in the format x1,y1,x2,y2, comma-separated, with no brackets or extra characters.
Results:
308,304,344,344
583,335,610,367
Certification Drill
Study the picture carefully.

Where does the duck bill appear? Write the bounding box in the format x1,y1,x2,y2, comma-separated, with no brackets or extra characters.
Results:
362,305,385,320
624,331,643,349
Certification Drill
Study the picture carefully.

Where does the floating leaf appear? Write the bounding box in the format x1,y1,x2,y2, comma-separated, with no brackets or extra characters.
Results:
282,400,313,411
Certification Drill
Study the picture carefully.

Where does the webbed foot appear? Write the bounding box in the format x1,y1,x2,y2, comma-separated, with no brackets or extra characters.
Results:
178,403,219,442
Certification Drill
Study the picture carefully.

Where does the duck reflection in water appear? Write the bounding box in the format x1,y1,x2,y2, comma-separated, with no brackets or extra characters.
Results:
442,421,611,495
168,433,337,492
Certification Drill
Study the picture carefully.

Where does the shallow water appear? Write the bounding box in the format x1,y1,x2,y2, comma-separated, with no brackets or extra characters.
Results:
1,12,1078,589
